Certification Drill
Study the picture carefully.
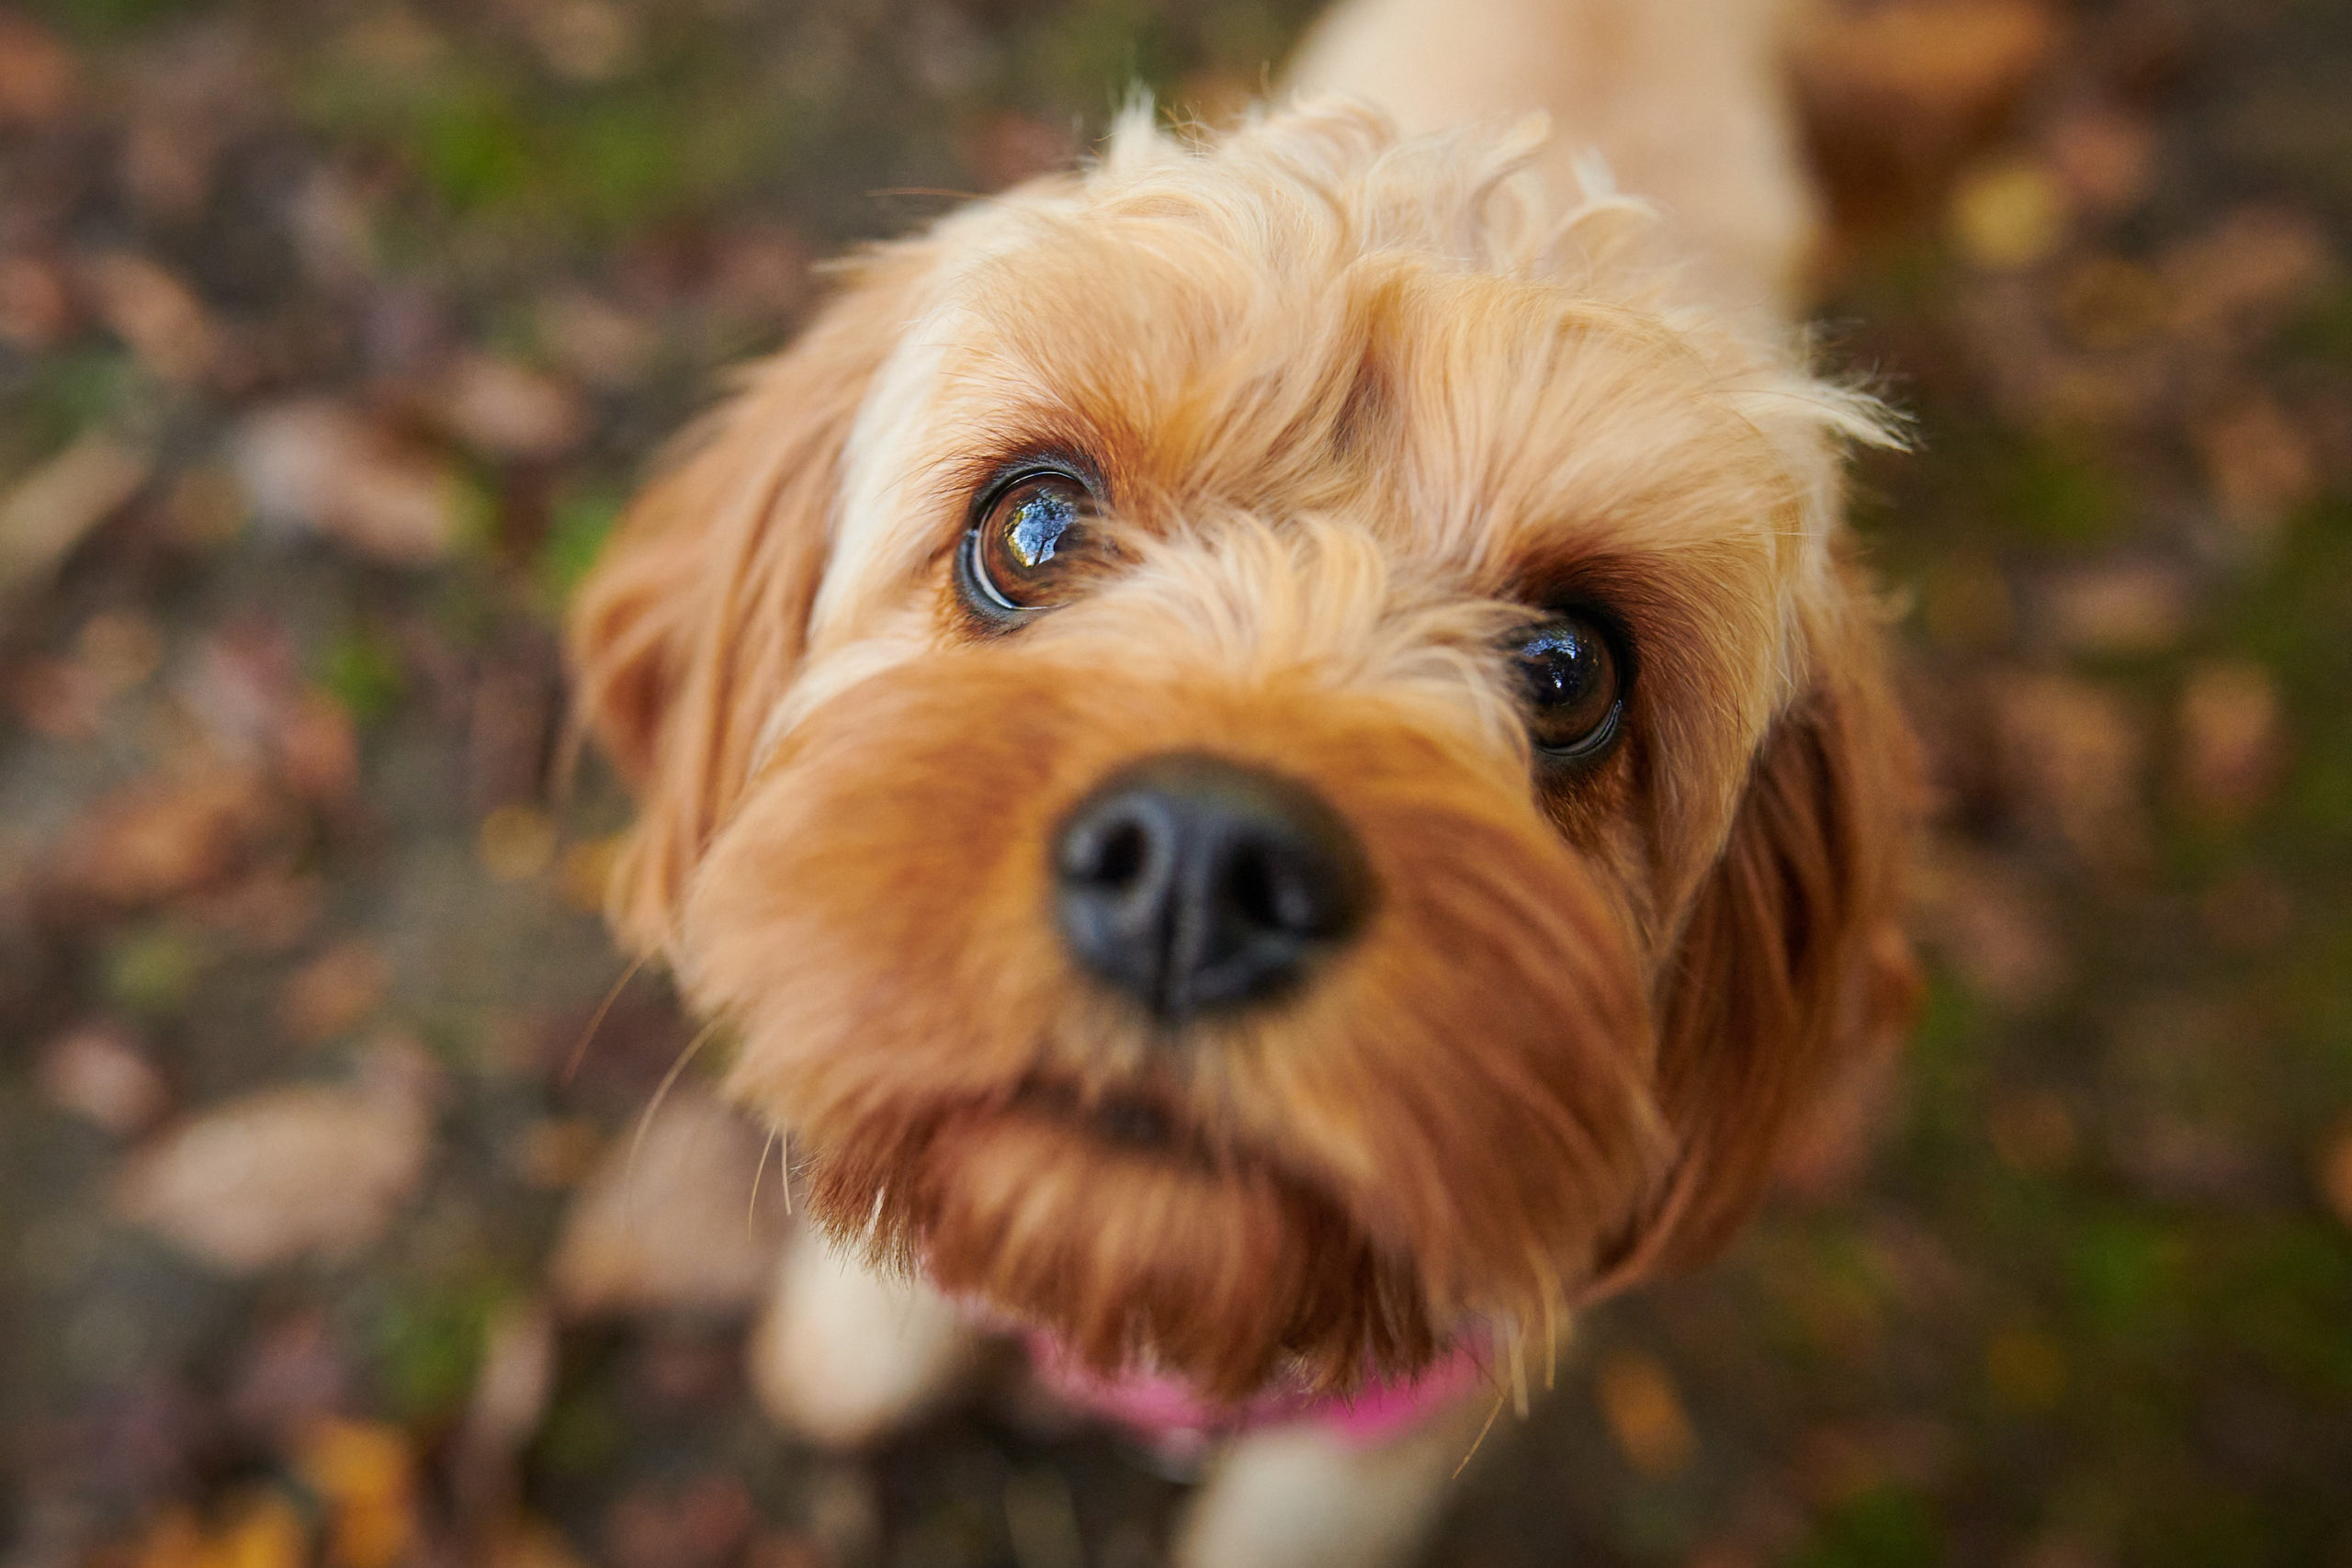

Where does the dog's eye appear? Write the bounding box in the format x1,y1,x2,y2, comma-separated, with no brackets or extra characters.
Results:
958,470,1102,623
1512,613,1625,763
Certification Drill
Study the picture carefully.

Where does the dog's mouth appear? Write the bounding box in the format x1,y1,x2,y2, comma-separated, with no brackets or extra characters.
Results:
1006,1076,1216,1166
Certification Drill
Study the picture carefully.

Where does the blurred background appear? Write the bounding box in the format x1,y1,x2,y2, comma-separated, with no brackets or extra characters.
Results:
0,0,2346,1564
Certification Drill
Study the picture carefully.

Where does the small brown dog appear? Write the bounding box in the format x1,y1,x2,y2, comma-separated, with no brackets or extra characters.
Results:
568,0,1919,1561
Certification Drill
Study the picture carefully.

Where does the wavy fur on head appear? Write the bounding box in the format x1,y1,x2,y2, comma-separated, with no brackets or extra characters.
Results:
567,100,1919,1399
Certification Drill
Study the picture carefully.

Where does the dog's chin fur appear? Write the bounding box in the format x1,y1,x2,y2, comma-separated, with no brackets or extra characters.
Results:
568,101,1922,1400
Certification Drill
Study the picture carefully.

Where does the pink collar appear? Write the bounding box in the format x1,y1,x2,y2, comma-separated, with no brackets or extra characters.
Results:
1024,1333,1488,1464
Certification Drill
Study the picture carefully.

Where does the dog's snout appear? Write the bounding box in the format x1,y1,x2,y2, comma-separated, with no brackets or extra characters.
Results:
1054,753,1371,1021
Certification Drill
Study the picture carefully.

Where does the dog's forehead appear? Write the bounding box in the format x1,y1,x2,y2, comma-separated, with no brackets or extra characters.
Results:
811,123,1842,651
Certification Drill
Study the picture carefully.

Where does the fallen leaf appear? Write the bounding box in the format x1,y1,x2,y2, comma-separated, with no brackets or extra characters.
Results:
538,288,656,389
2163,208,2334,344
85,252,221,385
1993,671,2145,863
0,433,154,600
1595,1349,1696,1477
1951,158,2069,270
0,12,78,125
115,1063,433,1271
2193,392,2316,544
0,252,74,349
2040,561,2190,654
435,353,587,462
1912,843,2068,1010
50,761,277,908
2045,103,2156,215
134,1493,308,1568
277,688,360,803
236,400,466,566
2177,659,2284,818
548,1089,787,1316
279,939,392,1043
37,1021,170,1135
297,1419,419,1568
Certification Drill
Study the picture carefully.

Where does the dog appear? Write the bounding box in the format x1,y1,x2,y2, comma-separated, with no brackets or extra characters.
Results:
565,0,1920,1562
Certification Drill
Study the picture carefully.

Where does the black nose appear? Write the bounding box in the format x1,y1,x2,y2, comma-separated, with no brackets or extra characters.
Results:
1053,753,1372,1021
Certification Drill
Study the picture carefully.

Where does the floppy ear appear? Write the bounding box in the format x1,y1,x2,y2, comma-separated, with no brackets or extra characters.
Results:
566,249,932,953
1623,557,1922,1274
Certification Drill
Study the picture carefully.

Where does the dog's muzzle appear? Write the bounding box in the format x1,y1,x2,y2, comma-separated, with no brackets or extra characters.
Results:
1053,751,1372,1022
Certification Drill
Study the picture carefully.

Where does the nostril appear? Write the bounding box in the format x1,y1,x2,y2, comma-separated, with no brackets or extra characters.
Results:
1224,838,1330,938
1090,818,1148,890
1062,809,1153,891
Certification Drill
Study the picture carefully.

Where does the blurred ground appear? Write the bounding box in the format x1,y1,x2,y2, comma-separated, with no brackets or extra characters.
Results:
0,0,2347,1565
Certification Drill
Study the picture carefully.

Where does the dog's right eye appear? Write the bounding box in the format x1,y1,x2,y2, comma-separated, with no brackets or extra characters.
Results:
957,470,1103,624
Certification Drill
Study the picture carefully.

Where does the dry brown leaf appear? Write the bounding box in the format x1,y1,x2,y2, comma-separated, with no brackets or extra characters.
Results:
278,687,360,803
2177,659,2285,819
115,1056,434,1271
2194,392,2317,543
1596,1349,1697,1477
0,12,78,125
85,252,221,385
0,432,153,600
1912,843,2067,1010
279,939,392,1043
537,289,656,389
50,761,277,908
2041,561,2190,655
2163,209,2334,344
297,1419,420,1568
0,252,74,349
2045,104,2156,216
548,1089,787,1316
37,1021,170,1135
435,353,587,462
1993,672,2146,863
236,400,466,566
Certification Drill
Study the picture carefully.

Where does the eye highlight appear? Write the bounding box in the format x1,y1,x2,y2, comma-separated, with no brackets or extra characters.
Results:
956,468,1104,625
1510,611,1627,765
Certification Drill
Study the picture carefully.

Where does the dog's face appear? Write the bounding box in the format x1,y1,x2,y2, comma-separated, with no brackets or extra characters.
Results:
570,107,1917,1399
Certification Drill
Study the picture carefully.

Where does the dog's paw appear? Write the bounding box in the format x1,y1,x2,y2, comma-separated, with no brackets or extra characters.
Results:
745,1234,975,1448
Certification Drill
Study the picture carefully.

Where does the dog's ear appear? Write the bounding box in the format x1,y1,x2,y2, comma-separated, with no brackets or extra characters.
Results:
567,249,930,953
1623,564,1921,1275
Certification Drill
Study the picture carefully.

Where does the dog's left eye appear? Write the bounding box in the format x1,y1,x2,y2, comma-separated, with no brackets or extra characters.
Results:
958,470,1102,623
1512,612,1626,763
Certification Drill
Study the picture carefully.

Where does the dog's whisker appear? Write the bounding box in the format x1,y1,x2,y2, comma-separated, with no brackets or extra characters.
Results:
749,1126,778,1232
1452,1386,1510,1481
562,948,653,1088
624,1020,721,1234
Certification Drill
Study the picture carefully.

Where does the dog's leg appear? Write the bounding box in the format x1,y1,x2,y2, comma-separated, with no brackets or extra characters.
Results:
745,1228,978,1448
1287,0,1816,314
1170,1395,1495,1568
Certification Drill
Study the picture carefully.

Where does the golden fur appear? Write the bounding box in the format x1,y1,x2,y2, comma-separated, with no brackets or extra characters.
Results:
568,102,1919,1402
